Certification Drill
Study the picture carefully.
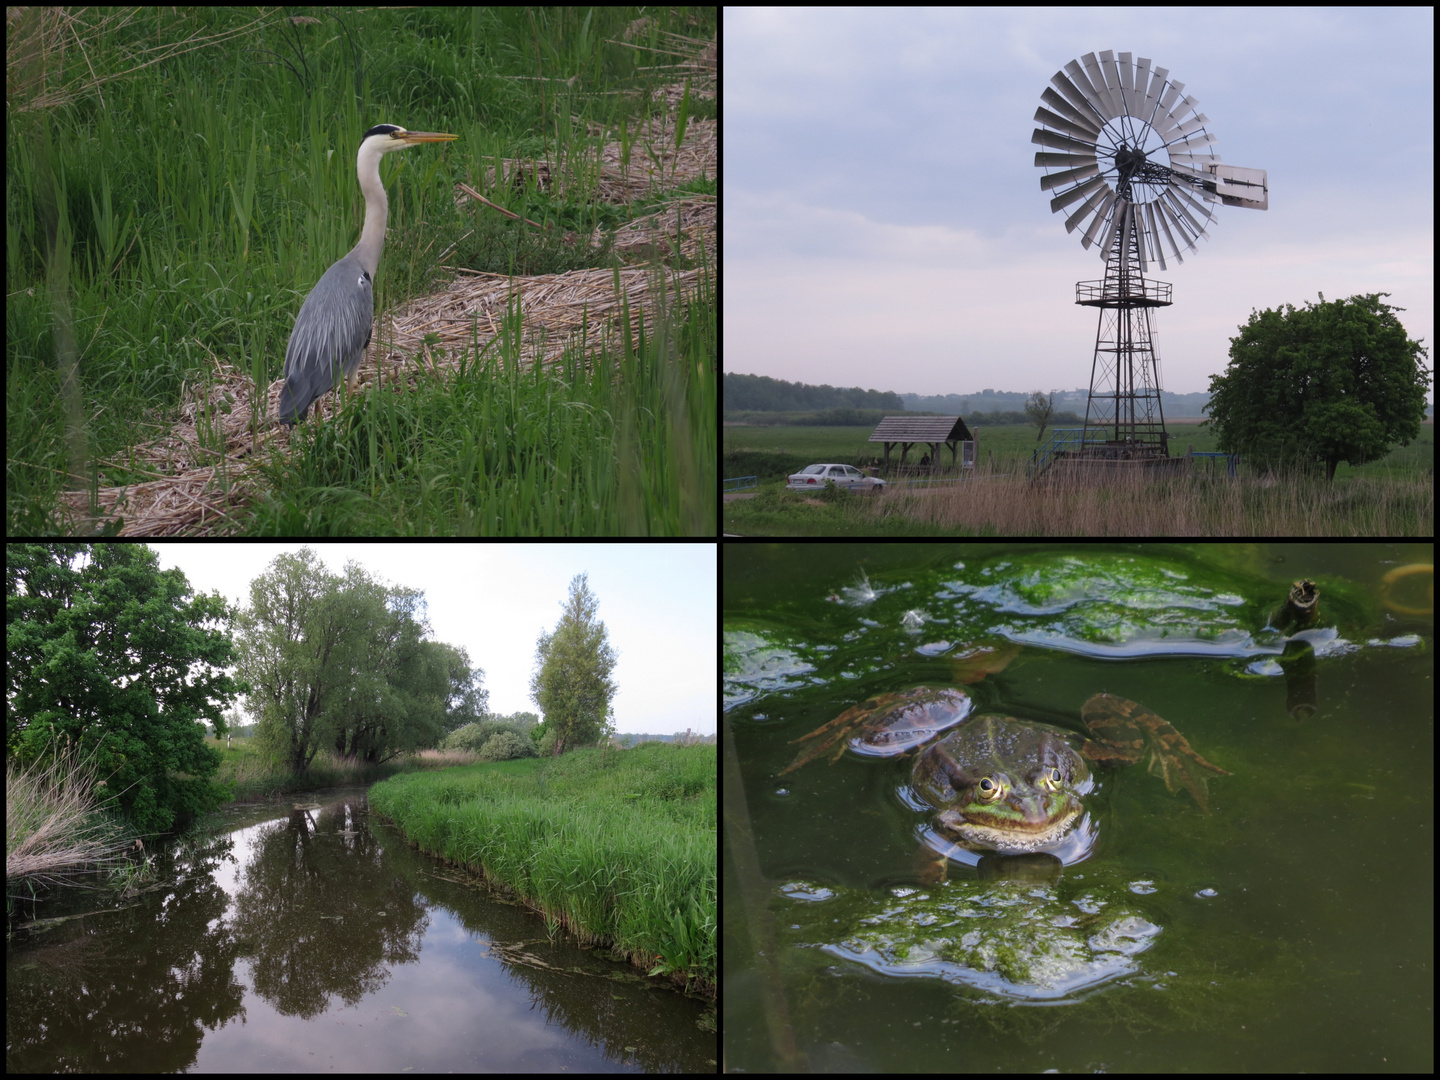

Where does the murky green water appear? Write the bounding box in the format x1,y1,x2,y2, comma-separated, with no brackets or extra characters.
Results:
8,787,715,1072
724,543,1433,1072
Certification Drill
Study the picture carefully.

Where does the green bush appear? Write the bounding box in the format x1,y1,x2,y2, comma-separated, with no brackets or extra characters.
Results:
441,722,490,753
443,719,534,754
477,731,536,762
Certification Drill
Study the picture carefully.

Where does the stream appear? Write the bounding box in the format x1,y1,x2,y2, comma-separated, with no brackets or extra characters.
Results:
7,787,716,1072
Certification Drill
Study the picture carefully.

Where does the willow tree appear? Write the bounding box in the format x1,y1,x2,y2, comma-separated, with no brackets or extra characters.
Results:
321,568,453,763
232,548,458,772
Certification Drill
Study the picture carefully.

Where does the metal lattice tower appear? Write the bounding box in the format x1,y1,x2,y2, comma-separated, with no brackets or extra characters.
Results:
1031,50,1267,463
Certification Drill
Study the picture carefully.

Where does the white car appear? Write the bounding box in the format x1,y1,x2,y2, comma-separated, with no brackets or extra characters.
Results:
785,464,886,492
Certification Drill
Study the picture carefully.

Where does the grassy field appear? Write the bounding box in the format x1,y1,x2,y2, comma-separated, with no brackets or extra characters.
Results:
724,423,1434,536
369,742,716,998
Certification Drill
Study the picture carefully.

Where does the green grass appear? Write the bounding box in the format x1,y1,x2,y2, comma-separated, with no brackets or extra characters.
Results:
8,6,716,536
369,742,716,997
724,422,1434,483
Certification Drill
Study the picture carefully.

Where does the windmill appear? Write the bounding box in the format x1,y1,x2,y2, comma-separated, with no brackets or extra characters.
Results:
1030,50,1267,475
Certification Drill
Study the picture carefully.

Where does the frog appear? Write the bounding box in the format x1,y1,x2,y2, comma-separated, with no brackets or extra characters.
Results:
783,680,1228,861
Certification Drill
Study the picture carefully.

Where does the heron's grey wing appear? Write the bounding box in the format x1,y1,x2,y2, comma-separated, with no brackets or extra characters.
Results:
278,254,374,424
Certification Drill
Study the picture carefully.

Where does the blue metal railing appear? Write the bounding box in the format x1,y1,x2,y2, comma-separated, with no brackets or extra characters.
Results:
722,475,758,493
1026,428,1107,479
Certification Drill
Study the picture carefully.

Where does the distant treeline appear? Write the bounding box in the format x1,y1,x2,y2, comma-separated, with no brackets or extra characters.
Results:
723,407,1091,428
726,373,905,413
725,373,1228,420
726,407,894,427
614,732,715,747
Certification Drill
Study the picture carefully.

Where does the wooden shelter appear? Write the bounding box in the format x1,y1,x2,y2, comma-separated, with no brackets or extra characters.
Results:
868,416,975,474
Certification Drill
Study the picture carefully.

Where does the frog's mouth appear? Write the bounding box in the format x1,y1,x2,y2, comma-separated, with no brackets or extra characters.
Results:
936,804,1080,854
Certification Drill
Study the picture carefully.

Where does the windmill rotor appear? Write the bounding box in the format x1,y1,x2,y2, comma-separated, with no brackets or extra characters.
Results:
1025,51,1268,479
1032,50,1265,272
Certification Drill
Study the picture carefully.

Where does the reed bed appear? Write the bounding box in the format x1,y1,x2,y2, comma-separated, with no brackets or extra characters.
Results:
6,744,137,895
369,743,716,997
853,456,1434,536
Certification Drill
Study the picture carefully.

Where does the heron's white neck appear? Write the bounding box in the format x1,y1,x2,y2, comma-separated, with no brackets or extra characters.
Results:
351,140,390,277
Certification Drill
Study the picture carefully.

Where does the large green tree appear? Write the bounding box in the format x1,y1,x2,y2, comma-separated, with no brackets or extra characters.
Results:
529,573,618,757
432,641,491,736
321,568,452,763
6,543,242,834
1205,293,1431,480
232,548,460,771
231,548,343,774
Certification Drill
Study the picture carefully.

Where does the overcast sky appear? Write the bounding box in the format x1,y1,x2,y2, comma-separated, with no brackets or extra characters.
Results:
725,6,1435,399
145,544,715,737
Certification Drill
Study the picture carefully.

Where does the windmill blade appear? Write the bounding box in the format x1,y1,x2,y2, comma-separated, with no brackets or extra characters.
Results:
1151,199,1184,266
1057,56,1110,121
1034,105,1098,144
1031,126,1102,157
1079,190,1117,250
1039,161,1099,193
1052,174,1108,216
1131,56,1154,121
1039,87,1101,135
1143,202,1169,271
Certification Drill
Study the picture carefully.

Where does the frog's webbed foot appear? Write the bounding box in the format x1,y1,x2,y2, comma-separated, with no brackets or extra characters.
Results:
915,847,950,885
1080,693,1230,811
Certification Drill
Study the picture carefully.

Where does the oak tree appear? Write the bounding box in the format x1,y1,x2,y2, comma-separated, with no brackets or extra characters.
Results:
6,543,242,833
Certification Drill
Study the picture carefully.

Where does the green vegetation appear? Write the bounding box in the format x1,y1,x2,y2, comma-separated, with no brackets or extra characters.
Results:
7,544,243,835
233,547,475,773
725,420,1434,482
441,721,538,761
724,423,1434,536
529,573,618,756
1205,293,1431,480
8,7,716,536
205,734,390,802
369,743,716,998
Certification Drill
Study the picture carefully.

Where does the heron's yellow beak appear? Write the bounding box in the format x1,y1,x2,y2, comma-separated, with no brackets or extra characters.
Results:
394,129,458,145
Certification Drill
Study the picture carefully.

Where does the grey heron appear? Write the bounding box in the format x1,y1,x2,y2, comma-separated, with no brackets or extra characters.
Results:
277,124,457,426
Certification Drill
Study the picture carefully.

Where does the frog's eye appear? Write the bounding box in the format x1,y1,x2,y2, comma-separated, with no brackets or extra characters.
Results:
1038,766,1062,790
977,776,1005,802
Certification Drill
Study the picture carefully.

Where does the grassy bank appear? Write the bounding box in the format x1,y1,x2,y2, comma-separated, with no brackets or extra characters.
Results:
368,743,716,998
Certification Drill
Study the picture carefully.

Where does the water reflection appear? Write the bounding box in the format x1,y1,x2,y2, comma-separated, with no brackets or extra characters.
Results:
7,790,715,1073
231,799,424,1019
